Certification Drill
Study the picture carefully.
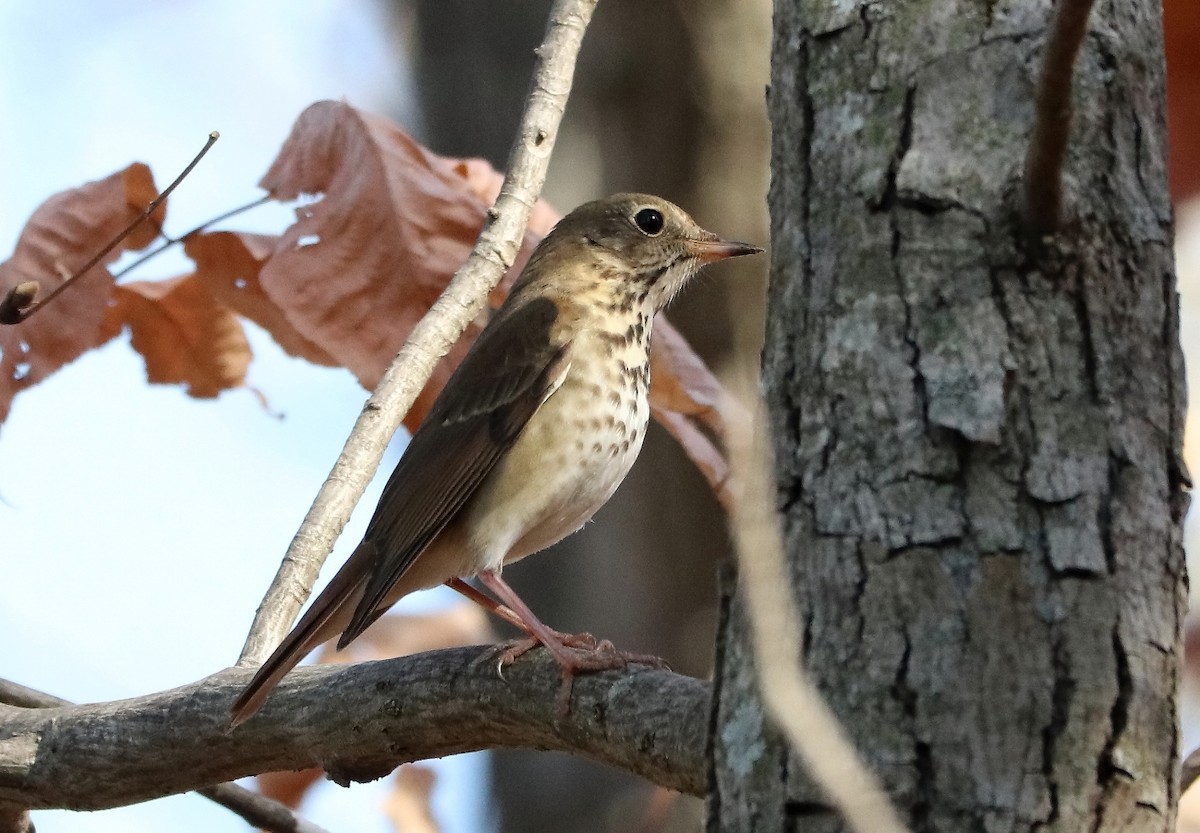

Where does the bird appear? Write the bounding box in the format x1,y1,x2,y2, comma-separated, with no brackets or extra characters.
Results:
229,193,761,726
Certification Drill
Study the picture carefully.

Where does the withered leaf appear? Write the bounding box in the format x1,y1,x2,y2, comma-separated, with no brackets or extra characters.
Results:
255,605,488,814
313,605,492,665
0,163,163,422
108,274,250,397
256,100,554,428
0,103,743,510
184,231,335,367
255,769,322,812
385,766,442,833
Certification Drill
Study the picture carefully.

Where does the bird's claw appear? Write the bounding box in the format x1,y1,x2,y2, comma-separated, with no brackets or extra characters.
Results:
485,635,669,715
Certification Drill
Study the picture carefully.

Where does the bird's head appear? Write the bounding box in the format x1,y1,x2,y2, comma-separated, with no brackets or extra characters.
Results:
518,193,762,312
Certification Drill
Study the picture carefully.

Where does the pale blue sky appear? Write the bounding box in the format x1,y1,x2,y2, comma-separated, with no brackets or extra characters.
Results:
0,2,489,832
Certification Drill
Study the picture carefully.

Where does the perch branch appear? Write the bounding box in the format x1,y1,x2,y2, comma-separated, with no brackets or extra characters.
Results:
0,650,707,810
238,0,600,666
727,392,911,833
1022,0,1097,236
0,678,330,833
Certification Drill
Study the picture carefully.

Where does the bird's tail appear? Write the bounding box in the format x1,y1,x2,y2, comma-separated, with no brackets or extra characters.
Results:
229,543,375,728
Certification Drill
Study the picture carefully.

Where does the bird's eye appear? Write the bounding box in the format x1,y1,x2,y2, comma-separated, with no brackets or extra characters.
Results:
633,208,665,236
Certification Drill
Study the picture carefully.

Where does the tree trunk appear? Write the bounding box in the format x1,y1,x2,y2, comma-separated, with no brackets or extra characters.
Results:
710,1,1188,831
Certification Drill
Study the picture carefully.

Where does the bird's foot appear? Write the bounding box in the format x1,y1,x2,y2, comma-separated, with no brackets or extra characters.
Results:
493,634,669,714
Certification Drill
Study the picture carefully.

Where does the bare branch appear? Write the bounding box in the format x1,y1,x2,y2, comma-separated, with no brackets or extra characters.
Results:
197,784,330,833
0,678,331,833
238,0,600,667
4,131,220,324
110,194,271,280
1023,0,1097,236
0,679,58,710
0,649,706,811
1181,746,1200,796
726,393,911,833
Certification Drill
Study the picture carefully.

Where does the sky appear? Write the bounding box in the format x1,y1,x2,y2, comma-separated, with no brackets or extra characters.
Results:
0,2,489,832
5,1,1200,830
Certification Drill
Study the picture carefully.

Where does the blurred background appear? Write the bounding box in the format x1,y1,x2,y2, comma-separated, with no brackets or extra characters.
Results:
0,1,768,832
6,1,1200,832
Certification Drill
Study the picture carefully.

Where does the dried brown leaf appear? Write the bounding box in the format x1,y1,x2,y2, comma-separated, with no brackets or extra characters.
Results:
253,606,488,814
255,100,554,428
650,319,728,436
384,765,442,833
108,274,250,397
252,102,741,503
184,231,336,366
652,406,733,512
255,769,322,811
314,604,492,665
0,163,163,423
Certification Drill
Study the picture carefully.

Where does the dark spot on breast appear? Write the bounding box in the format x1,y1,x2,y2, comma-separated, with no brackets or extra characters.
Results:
608,391,621,407
620,439,631,453
592,442,603,454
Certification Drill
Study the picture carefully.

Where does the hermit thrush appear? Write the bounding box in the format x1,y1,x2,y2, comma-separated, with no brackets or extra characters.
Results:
230,193,761,725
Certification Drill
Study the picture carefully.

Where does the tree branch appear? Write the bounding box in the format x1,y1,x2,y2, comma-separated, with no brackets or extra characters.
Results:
196,784,331,833
0,648,706,811
0,678,331,833
1180,746,1200,796
238,0,600,667
1022,0,1097,236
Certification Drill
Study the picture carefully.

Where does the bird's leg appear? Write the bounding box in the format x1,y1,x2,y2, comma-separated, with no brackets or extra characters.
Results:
477,570,667,714
444,577,601,650
444,577,532,634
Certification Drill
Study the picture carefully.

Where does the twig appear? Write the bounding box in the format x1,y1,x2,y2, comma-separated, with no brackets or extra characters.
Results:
111,194,271,280
0,652,707,810
197,784,330,833
1023,0,1097,236
1181,746,1200,795
237,0,600,666
0,677,330,833
4,131,220,324
726,388,911,833
0,679,57,710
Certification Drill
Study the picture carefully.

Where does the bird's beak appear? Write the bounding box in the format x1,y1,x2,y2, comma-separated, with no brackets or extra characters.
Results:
687,231,764,264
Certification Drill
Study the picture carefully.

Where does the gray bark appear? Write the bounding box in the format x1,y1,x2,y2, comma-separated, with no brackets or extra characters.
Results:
710,1,1187,832
0,650,707,810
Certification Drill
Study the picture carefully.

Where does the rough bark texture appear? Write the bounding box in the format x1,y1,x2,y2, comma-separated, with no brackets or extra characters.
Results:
710,1,1187,832
0,649,708,810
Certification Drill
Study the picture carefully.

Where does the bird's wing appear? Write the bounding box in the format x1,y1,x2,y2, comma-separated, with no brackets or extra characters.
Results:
339,294,571,645
230,296,569,727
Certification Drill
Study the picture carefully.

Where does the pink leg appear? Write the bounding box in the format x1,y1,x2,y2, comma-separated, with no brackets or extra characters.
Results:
445,577,604,649
444,577,531,634
477,570,666,713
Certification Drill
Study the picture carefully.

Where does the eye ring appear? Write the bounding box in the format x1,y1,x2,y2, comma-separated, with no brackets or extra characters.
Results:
633,207,665,237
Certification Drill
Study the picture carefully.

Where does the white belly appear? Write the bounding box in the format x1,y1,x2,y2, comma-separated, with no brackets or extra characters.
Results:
461,333,650,571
